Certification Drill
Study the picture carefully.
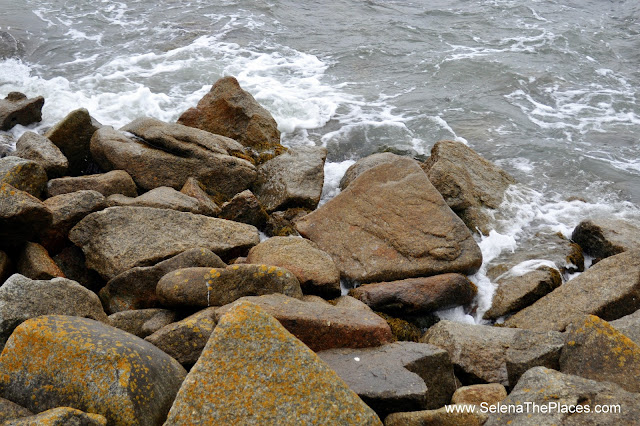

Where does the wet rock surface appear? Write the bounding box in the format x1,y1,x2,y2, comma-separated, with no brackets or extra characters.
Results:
0,92,44,131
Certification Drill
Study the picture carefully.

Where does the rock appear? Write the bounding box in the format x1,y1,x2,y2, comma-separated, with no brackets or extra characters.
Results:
0,315,187,425
0,92,44,131
145,307,217,366
44,108,100,175
219,189,269,228
421,140,515,234
246,236,341,298
264,207,308,237
485,367,640,426
0,133,14,158
91,119,256,199
180,177,221,216
13,131,68,178
505,331,567,388
253,146,327,212
375,312,424,342
334,294,374,311
610,310,640,345
215,294,394,351
339,152,401,190
106,186,212,215
296,157,482,284
0,184,52,247
69,206,259,280
451,383,507,406
0,251,12,284
177,76,284,160
46,170,137,198
318,342,456,416
350,273,477,315
156,264,303,308
422,320,564,386
559,315,640,392
571,218,640,260
52,246,104,292
384,406,488,426
0,156,47,198
0,397,33,424
505,250,640,331
3,407,106,426
0,274,108,349
108,308,177,339
164,301,381,425
99,247,225,313
16,242,64,280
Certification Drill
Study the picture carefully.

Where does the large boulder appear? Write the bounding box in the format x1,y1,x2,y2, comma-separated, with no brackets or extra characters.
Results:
318,342,456,416
246,236,341,298
253,146,327,212
164,302,381,425
0,92,44,131
177,76,284,160
46,170,137,198
99,247,225,313
215,294,394,351
13,131,68,178
0,183,52,247
296,157,482,283
69,206,259,280
339,152,401,190
91,120,256,199
422,140,515,234
0,156,47,198
0,274,108,349
16,242,64,280
571,218,640,260
0,315,187,425
106,186,212,215
505,250,640,331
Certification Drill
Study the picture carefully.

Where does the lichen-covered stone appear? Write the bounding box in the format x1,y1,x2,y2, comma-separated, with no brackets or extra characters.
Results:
0,156,47,198
46,170,137,198
384,405,488,426
0,397,33,424
165,301,382,425
108,308,177,339
450,383,507,406
0,183,52,247
156,264,303,308
14,131,68,178
3,407,106,426
0,315,187,426
0,92,44,131
16,242,65,280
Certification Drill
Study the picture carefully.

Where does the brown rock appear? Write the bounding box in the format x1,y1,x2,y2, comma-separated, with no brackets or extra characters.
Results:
296,157,482,283
0,92,44,131
384,405,488,426
339,152,402,190
219,189,269,228
106,186,212,215
450,383,507,406
180,177,221,216
44,108,100,175
610,309,640,345
350,273,477,315
16,242,64,280
0,183,52,247
264,207,308,237
13,131,68,178
0,156,47,198
3,407,106,426
572,218,640,260
46,170,137,198
108,308,177,339
0,397,33,424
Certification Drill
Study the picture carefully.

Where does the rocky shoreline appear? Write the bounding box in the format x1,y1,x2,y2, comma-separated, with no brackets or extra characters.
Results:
1,76,640,425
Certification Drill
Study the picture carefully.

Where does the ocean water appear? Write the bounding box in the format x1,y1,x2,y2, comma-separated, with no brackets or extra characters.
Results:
1,0,639,322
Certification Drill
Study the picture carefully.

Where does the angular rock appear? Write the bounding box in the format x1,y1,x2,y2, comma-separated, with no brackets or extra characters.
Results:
165,301,381,425
505,331,567,388
318,342,456,416
0,274,108,349
422,320,564,386
253,146,327,212
0,92,44,131
108,308,177,339
375,312,424,343
180,177,221,216
610,309,640,345
177,76,284,159
0,183,52,247
339,152,401,190
421,140,515,234
52,246,104,292
296,157,483,283
69,206,259,280
350,273,477,315
219,189,269,228
16,242,64,280
385,406,488,426
106,186,211,215
215,294,394,351
246,236,341,298
572,218,640,260
44,108,100,175
451,383,507,406
46,170,137,198
14,131,68,178
265,207,308,237
0,315,187,425
505,250,640,331
4,407,106,426
145,307,217,366
99,247,225,313
156,264,303,308
485,367,640,426
0,397,33,424
560,315,640,393
0,156,47,198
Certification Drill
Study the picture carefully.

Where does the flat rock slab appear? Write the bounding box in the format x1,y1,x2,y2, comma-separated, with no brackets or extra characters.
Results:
46,169,137,198
572,218,640,259
318,342,456,417
0,315,187,426
485,367,640,426
0,92,43,131
0,184,52,247
505,250,640,331
69,206,259,280
165,301,381,425
106,186,210,215
156,264,303,308
296,157,482,284
215,293,394,351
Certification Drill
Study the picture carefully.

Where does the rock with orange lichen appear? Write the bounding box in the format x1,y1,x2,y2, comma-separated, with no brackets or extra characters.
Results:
3,407,106,426
0,397,33,424
215,293,394,351
165,301,382,425
559,315,640,393
0,183,52,247
0,156,47,198
156,264,303,308
0,315,187,426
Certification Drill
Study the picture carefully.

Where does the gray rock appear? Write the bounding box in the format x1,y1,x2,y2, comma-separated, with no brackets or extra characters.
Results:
0,184,52,247
0,92,44,131
44,108,100,175
13,131,68,178
610,309,640,345
0,133,14,158
339,152,401,190
108,308,177,339
46,170,137,198
106,186,212,215
572,218,640,260
0,156,47,198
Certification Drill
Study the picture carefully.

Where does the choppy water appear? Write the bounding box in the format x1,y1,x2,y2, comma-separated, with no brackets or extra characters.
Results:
2,0,639,322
